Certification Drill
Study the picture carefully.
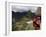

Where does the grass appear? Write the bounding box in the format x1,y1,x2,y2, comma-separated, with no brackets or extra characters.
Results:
12,15,34,31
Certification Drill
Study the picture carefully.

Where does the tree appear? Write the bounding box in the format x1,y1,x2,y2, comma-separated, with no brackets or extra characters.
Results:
27,10,32,19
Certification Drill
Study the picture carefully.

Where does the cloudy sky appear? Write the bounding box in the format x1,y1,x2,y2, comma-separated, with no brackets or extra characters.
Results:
12,5,38,13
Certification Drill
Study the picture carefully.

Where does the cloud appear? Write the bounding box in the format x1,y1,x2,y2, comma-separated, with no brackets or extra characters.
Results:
12,5,38,13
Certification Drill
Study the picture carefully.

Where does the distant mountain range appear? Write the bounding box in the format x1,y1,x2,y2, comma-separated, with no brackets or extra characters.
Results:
12,11,35,21
12,11,28,18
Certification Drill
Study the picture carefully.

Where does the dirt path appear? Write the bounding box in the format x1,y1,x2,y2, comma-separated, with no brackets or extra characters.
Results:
26,20,34,30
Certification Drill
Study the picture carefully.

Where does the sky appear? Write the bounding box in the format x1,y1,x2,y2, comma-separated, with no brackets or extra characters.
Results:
12,5,38,13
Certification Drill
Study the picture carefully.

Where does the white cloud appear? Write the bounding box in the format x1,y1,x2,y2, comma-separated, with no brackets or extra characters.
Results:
12,5,38,13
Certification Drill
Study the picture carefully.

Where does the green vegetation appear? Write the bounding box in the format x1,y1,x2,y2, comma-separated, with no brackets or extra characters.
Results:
12,10,34,31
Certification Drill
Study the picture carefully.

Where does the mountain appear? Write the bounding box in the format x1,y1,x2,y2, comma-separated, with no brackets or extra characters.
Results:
12,11,35,21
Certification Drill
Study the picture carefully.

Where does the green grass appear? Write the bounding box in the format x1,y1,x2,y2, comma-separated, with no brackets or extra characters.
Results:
12,15,34,31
